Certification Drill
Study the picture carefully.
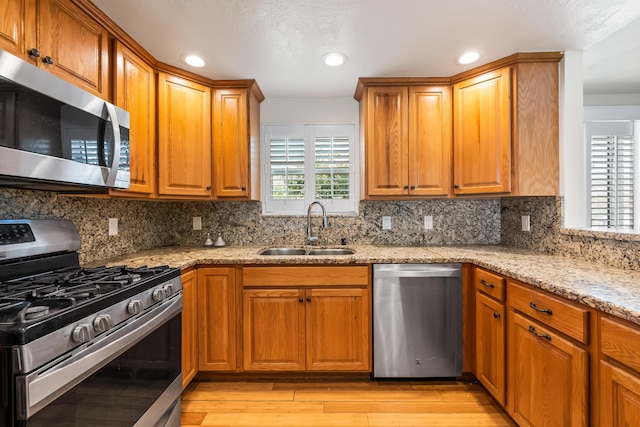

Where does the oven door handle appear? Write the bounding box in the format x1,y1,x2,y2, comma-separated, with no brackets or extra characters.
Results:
15,295,182,420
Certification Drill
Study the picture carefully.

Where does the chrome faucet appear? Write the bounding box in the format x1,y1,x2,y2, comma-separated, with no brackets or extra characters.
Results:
306,201,328,244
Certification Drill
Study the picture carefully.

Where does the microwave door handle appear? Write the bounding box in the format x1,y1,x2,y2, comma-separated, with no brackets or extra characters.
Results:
103,102,121,187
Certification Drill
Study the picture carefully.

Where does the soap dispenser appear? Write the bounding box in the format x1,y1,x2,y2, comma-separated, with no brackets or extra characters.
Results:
213,233,226,247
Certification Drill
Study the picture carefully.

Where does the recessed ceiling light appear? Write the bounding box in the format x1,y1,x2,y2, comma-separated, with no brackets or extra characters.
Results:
181,54,205,68
322,52,348,67
458,51,480,65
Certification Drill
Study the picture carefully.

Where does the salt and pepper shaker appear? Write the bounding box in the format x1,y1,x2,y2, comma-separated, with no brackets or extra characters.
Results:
214,233,226,247
204,233,214,246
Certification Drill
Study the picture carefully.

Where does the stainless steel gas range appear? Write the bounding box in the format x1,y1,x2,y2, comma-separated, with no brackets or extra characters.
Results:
0,219,182,427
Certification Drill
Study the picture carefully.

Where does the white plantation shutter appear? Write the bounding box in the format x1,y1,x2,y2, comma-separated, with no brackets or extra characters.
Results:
263,123,357,215
587,121,637,229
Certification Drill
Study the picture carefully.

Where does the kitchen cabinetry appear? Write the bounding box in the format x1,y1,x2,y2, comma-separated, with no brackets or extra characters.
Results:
197,267,237,371
599,315,640,426
0,0,109,98
452,54,561,196
474,267,506,405
157,72,212,198
507,280,589,427
242,265,371,372
212,84,263,200
452,68,511,195
109,41,156,197
181,269,198,388
356,83,451,198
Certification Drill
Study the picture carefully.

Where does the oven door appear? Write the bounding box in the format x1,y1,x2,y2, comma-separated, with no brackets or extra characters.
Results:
14,295,182,427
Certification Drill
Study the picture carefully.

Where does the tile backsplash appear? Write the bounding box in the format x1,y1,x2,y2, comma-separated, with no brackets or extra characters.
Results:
2,188,639,270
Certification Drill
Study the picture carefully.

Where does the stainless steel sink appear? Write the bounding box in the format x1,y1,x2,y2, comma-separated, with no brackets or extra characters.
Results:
258,248,307,256
307,248,354,256
257,247,354,256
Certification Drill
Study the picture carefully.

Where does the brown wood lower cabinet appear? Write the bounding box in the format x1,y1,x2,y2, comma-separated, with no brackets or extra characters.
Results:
197,267,237,371
475,291,505,405
242,265,371,372
180,269,198,389
508,312,588,427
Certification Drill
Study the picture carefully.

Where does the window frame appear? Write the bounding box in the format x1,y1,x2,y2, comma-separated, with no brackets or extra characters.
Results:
261,122,359,216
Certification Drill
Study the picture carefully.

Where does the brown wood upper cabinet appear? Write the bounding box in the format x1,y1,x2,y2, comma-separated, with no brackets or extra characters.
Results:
452,54,561,196
357,84,451,198
0,0,109,98
109,41,156,198
157,72,212,198
212,84,263,200
452,68,512,195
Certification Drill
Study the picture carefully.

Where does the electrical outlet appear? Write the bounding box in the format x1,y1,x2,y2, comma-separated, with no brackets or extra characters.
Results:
193,216,202,230
521,215,531,232
382,216,392,230
108,218,118,236
424,215,433,230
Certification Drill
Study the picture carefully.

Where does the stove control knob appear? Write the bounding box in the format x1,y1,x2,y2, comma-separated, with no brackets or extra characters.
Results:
127,300,143,315
72,324,91,343
163,284,175,297
152,288,166,302
93,314,113,333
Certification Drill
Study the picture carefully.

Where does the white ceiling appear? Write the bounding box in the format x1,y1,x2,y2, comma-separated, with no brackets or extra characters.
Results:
92,0,640,98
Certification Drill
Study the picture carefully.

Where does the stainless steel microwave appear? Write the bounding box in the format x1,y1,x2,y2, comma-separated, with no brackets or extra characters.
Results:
0,49,130,192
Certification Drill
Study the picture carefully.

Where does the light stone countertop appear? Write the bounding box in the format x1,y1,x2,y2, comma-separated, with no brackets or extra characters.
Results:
93,244,640,326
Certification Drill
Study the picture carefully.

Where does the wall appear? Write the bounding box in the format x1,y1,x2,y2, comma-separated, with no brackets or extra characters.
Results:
0,188,501,264
501,196,640,270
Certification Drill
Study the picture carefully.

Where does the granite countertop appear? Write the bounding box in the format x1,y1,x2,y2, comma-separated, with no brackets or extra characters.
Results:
94,244,640,326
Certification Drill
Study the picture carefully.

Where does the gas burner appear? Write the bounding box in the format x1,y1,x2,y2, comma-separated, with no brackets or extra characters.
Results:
24,306,49,320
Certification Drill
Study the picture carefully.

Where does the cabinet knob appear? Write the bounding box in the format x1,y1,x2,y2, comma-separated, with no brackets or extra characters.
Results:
27,48,41,58
410,185,416,190
403,185,409,190
306,297,311,303
493,312,501,319
453,184,459,189
42,56,54,65
298,298,304,303
241,186,246,191
206,186,212,190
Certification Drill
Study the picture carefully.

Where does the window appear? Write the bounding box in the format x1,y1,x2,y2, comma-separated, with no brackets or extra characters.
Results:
586,121,638,229
262,123,357,215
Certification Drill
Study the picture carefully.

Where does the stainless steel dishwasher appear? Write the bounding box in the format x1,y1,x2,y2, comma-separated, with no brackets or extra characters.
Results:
373,263,462,378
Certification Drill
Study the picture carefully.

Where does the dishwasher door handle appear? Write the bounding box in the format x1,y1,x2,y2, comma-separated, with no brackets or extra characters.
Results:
374,269,461,279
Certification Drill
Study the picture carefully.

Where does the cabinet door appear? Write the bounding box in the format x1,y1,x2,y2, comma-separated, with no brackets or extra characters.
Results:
407,86,451,196
212,89,249,198
37,0,109,97
157,73,212,197
110,41,155,197
475,292,505,405
453,68,511,194
306,288,370,371
600,360,640,426
508,312,588,427
365,86,408,196
0,0,35,58
181,270,198,388
243,289,305,371
198,267,236,371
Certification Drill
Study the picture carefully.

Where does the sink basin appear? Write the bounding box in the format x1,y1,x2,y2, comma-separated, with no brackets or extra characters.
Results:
307,248,355,256
257,247,354,256
258,248,307,256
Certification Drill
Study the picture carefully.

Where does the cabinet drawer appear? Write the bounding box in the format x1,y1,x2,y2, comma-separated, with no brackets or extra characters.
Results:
601,315,640,373
508,281,589,344
242,266,369,287
474,267,505,302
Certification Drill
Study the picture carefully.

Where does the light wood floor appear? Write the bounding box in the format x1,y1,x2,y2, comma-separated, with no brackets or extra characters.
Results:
180,380,516,426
